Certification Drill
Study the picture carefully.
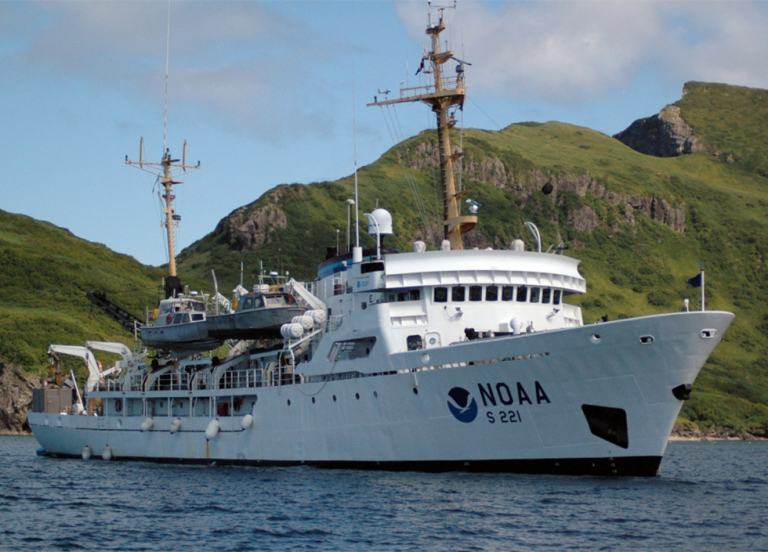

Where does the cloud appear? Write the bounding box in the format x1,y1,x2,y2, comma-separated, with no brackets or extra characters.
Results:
396,1,768,104
2,2,345,141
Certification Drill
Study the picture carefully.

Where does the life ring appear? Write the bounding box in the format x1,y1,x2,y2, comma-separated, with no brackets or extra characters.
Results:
166,314,173,324
115,399,122,413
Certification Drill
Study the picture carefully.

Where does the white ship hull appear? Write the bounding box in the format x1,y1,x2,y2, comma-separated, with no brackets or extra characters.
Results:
29,311,733,476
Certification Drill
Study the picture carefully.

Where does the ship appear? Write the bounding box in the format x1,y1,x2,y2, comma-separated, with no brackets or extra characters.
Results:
28,6,733,476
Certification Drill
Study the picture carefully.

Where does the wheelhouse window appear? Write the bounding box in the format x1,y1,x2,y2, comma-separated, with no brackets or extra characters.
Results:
434,287,448,303
516,286,528,302
469,286,482,301
553,289,562,305
485,286,498,301
530,287,541,303
452,286,466,302
541,288,552,304
501,286,514,301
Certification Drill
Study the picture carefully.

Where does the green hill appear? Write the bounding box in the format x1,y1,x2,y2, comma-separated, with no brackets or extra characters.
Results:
0,210,166,371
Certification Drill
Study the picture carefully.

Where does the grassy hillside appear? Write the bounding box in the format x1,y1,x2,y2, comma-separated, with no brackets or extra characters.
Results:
177,82,768,434
0,210,167,374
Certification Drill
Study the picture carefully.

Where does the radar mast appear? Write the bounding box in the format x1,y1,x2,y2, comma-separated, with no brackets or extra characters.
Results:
126,140,200,279
368,3,476,250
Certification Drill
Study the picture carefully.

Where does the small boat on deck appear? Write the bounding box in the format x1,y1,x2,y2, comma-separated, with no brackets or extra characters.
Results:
207,290,304,340
139,292,222,353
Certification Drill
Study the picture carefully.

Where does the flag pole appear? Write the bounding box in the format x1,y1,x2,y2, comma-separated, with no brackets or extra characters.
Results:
701,269,705,312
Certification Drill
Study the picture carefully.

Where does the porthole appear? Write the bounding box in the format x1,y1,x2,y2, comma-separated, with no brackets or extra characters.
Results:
333,395,337,402
355,393,360,400
311,397,316,404
287,399,291,406
413,388,419,395
373,391,378,398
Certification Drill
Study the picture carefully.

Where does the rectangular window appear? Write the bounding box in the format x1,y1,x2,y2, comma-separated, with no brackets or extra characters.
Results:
516,286,528,302
485,286,498,301
501,286,514,301
389,289,421,303
434,287,448,303
469,286,482,301
530,287,541,303
328,337,377,362
553,289,562,305
361,262,384,274
452,286,466,302
407,335,423,351
541,288,552,304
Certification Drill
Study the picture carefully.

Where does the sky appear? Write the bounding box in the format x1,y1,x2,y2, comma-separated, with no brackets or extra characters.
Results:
1,0,767,268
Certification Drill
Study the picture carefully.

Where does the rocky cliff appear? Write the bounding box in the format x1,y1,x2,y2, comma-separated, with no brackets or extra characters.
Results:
0,360,40,435
613,84,735,164
402,142,686,235
613,104,704,157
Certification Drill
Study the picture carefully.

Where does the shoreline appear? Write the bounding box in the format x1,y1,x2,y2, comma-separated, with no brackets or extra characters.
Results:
5,430,767,442
669,435,768,442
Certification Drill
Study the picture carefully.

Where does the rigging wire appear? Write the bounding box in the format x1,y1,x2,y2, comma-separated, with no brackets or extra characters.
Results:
380,106,431,236
468,96,503,131
384,105,432,233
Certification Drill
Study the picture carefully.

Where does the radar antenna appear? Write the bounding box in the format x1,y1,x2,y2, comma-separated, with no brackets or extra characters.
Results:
124,1,200,281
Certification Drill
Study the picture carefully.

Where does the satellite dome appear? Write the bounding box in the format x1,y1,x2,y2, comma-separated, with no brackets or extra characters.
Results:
367,208,393,236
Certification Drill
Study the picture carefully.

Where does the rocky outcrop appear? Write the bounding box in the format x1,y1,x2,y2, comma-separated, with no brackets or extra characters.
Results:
614,104,705,157
403,142,686,234
0,361,40,435
215,201,288,253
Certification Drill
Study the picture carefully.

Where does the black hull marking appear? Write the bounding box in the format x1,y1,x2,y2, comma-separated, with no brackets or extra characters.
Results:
41,454,662,477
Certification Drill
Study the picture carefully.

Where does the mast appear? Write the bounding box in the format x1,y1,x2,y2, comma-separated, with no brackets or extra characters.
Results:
367,4,476,250
126,139,200,279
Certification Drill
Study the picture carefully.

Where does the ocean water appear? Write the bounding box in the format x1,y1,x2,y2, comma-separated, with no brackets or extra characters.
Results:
0,437,766,551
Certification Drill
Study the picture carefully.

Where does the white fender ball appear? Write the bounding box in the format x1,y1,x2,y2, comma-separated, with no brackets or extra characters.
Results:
205,419,221,440
241,414,254,430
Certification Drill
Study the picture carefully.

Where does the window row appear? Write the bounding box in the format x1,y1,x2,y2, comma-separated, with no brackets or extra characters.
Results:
433,285,562,305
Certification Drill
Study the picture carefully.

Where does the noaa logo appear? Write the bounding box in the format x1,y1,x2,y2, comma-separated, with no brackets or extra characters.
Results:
447,387,478,423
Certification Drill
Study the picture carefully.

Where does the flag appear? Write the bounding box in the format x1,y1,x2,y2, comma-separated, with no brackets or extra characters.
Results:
687,273,702,287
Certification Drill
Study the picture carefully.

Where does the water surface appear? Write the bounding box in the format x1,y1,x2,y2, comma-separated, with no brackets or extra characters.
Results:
1,437,766,550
